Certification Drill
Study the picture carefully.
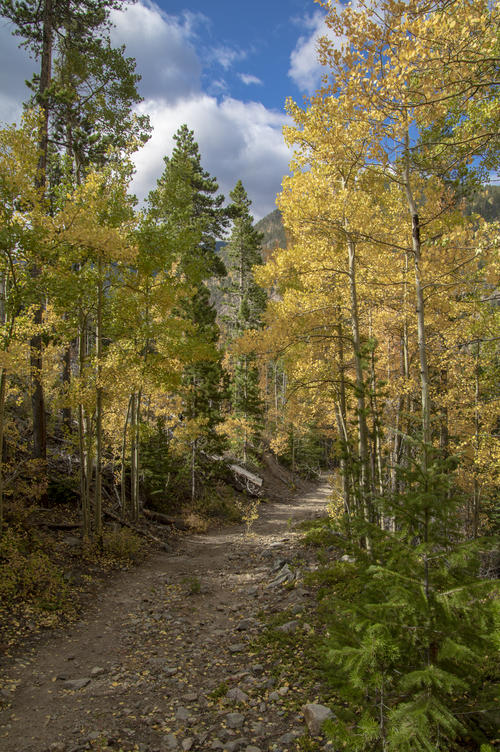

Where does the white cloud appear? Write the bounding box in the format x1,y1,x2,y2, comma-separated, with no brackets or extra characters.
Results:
110,1,204,103
211,45,247,71
239,73,263,86
289,1,376,93
0,19,37,124
288,11,331,93
109,2,289,219
131,95,290,220
0,1,290,219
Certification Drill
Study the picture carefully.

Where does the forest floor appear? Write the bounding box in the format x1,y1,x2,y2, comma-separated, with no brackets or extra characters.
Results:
0,479,334,752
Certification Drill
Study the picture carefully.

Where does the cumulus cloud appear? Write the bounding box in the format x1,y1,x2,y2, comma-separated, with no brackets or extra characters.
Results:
0,1,290,219
288,11,330,93
110,1,289,219
131,95,290,220
110,1,204,103
0,19,37,124
239,73,263,86
289,1,371,93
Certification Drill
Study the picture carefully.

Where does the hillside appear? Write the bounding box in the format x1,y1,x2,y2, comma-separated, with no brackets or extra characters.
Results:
468,184,500,221
256,208,287,250
254,187,500,254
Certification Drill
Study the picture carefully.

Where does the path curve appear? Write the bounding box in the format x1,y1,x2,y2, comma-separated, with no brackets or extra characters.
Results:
0,481,331,752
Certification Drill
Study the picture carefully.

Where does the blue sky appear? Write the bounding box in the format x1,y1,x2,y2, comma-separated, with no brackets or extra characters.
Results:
0,0,337,219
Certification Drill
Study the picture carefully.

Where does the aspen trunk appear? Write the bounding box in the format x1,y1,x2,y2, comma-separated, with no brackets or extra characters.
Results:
439,368,449,452
121,395,133,513
0,369,6,532
368,313,384,499
334,403,351,517
243,355,248,463
403,133,431,460
347,237,371,527
62,341,72,431
94,258,103,546
191,438,196,502
335,314,351,514
0,273,6,530
130,391,136,521
473,344,481,538
134,390,142,519
78,317,91,539
274,363,279,413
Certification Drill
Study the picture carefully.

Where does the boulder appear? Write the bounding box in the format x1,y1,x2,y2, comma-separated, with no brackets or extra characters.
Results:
302,703,334,736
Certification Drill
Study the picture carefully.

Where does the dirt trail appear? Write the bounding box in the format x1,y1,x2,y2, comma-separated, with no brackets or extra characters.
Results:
0,482,331,752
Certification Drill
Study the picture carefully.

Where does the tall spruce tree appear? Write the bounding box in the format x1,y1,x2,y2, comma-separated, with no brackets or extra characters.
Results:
224,180,266,461
148,125,230,498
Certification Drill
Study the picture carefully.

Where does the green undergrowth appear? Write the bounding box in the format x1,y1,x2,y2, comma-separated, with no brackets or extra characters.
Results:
269,509,500,752
298,516,345,549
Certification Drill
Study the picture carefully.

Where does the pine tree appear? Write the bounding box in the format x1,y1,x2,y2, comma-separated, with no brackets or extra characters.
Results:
148,125,230,498
322,449,499,751
224,180,266,462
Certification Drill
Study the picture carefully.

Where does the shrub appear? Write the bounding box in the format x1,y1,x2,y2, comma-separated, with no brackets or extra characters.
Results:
102,527,144,562
0,527,69,611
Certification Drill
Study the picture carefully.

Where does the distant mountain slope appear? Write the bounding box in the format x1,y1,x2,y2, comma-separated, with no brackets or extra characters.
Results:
256,209,287,250
468,184,500,221
254,187,499,255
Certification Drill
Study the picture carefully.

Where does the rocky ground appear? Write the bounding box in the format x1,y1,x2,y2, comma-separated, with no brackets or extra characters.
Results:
0,482,334,752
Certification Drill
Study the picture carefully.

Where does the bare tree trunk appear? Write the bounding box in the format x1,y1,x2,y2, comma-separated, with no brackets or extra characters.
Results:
439,368,449,452
0,272,6,531
274,363,279,413
191,438,196,503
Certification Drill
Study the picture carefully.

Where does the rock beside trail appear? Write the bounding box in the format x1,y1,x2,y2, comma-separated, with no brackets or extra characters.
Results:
229,643,245,653
302,702,334,736
236,618,258,631
226,687,249,703
267,563,295,587
276,620,299,634
225,712,245,729
63,678,90,690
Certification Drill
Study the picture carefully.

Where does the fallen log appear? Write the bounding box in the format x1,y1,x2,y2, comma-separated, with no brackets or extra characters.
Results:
142,508,189,530
228,463,263,488
34,521,81,531
203,452,263,495
104,509,164,545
